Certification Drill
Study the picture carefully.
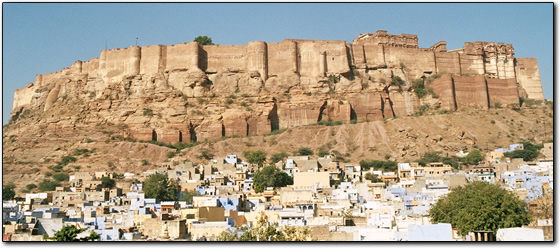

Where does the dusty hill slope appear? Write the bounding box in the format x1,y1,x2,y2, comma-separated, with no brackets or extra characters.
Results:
2,102,553,193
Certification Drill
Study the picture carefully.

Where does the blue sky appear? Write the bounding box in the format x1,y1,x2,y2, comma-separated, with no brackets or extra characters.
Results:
2,3,553,124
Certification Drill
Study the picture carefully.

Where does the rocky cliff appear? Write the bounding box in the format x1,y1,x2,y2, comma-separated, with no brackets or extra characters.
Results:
9,30,544,145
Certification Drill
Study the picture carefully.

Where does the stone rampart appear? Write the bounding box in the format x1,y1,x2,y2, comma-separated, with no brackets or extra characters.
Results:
11,30,546,143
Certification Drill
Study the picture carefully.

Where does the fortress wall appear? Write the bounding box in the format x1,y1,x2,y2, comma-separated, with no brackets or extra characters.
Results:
486,78,520,106
427,74,456,111
41,71,64,85
363,44,386,69
82,58,99,78
384,46,436,80
267,40,298,76
515,58,544,100
202,45,247,73
452,75,489,109
70,61,83,74
101,47,138,81
351,44,366,69
347,92,384,121
503,59,515,79
296,40,350,77
140,45,164,74
459,54,485,75
434,52,461,75
165,42,200,72
12,83,35,110
324,42,351,75
246,41,268,80
297,42,323,77
277,101,324,129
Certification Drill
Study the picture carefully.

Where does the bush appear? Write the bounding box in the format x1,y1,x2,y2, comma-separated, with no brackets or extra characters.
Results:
317,119,343,126
270,152,289,163
3,184,16,201
52,173,69,182
365,172,382,182
167,151,177,158
143,108,154,116
26,184,37,190
359,160,397,171
197,148,214,160
39,180,61,191
296,147,313,156
73,149,90,156
59,156,77,166
267,129,287,136
225,98,234,105
141,159,149,166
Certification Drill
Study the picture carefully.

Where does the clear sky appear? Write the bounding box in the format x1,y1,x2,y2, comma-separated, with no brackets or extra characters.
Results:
2,3,553,124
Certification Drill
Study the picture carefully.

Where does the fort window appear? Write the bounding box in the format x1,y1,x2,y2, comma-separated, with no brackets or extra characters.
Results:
179,131,183,143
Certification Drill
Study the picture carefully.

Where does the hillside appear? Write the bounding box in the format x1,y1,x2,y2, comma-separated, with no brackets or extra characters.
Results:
2,102,553,194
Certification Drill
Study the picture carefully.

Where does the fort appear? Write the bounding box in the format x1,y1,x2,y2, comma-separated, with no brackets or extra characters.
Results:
11,30,544,144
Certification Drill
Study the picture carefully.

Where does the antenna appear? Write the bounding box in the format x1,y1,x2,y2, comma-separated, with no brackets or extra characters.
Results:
136,36,138,46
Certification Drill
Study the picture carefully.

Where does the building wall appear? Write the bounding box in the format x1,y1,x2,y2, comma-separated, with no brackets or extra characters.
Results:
293,172,331,188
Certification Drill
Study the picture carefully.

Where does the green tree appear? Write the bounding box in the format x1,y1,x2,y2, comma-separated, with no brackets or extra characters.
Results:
178,190,202,204
193,35,214,45
252,166,293,193
243,150,267,166
270,152,288,164
364,172,382,183
3,183,16,201
142,173,180,202
100,176,116,189
464,150,483,165
217,213,313,241
504,141,543,161
48,225,100,241
429,181,530,236
296,147,313,156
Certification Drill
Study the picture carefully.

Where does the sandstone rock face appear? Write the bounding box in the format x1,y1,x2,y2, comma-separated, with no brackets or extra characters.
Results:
10,30,543,144
347,92,384,121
